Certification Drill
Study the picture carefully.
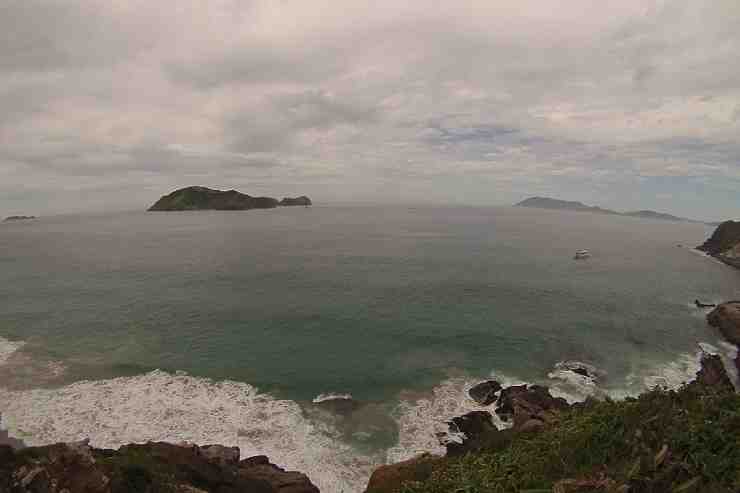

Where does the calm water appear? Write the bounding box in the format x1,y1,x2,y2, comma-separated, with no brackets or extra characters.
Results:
1,205,738,491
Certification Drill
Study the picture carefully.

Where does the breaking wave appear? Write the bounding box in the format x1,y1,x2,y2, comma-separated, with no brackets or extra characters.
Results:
0,335,735,492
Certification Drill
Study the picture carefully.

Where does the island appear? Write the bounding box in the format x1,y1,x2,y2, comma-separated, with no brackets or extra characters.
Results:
279,196,312,206
148,186,311,211
515,196,711,224
3,215,36,222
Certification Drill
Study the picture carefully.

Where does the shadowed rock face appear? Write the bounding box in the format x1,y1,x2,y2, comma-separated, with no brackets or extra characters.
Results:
468,380,502,406
698,221,740,257
0,441,319,493
148,186,281,211
707,302,740,346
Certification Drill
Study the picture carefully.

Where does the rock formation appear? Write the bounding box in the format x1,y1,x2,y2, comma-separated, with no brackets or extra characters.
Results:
467,380,502,405
698,221,740,268
0,441,319,493
707,301,740,374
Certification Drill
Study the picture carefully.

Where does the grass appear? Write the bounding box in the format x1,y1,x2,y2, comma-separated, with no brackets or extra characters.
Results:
400,384,740,493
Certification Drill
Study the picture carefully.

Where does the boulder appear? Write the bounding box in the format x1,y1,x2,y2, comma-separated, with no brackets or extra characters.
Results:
496,384,569,430
364,454,440,493
442,411,515,456
690,353,734,393
200,444,240,467
468,380,502,405
707,302,740,346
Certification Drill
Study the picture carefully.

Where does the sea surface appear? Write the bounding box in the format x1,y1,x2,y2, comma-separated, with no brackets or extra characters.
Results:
0,205,738,491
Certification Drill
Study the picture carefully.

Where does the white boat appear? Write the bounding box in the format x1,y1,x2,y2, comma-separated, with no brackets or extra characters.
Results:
573,249,591,260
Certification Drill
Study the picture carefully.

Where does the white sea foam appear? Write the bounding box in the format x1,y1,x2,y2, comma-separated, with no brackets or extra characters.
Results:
547,360,607,403
387,373,523,464
313,392,354,404
0,337,25,365
0,370,378,493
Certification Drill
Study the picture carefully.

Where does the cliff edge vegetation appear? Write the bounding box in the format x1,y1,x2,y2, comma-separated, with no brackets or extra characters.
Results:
367,354,739,493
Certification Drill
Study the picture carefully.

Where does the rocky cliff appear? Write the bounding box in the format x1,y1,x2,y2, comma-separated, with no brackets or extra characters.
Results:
697,221,740,268
148,187,312,211
0,440,319,493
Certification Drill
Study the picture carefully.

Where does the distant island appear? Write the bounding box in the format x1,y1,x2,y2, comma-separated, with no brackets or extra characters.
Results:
3,215,36,222
515,197,710,224
148,186,312,211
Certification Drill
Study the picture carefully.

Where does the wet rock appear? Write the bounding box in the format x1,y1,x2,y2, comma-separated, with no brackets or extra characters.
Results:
239,459,319,493
468,380,502,405
364,454,440,493
689,353,734,393
443,411,515,456
707,302,740,346
496,384,569,430
200,444,240,467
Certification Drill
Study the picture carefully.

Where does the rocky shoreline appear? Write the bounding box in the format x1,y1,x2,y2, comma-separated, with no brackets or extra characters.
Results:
0,440,319,493
3,300,739,492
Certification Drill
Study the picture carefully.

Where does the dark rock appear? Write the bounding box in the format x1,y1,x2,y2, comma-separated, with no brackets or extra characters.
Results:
690,353,734,393
0,441,320,493
201,444,240,466
279,196,312,206
239,457,319,493
443,411,513,457
468,380,502,405
148,186,282,211
364,454,440,493
707,302,740,346
496,384,569,430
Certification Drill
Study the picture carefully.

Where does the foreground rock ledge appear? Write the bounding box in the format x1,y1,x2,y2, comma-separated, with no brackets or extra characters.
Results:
0,441,319,493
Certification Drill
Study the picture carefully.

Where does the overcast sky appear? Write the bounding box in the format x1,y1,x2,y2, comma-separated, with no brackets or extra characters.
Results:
2,0,739,219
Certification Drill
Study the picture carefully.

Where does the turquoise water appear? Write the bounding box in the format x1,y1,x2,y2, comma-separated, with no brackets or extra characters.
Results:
0,205,738,491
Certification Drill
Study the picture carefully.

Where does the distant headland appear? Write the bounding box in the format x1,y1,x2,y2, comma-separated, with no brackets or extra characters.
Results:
3,216,36,222
148,186,312,211
515,196,713,225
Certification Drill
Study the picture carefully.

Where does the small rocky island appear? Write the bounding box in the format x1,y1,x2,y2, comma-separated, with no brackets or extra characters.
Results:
148,187,311,211
3,216,36,222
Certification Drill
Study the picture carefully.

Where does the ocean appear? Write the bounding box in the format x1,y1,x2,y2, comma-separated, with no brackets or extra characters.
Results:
0,204,738,491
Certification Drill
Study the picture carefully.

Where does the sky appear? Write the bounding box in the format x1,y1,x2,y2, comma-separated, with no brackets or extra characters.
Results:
1,0,739,220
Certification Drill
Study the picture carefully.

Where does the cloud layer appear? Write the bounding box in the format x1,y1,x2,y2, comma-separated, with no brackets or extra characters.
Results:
2,0,739,218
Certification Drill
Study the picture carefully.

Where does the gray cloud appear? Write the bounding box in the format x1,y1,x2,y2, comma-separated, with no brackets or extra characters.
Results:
1,0,739,219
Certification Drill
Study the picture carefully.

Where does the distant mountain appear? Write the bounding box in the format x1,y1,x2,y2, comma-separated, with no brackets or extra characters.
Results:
148,186,312,211
514,197,620,215
3,215,36,222
515,197,710,224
